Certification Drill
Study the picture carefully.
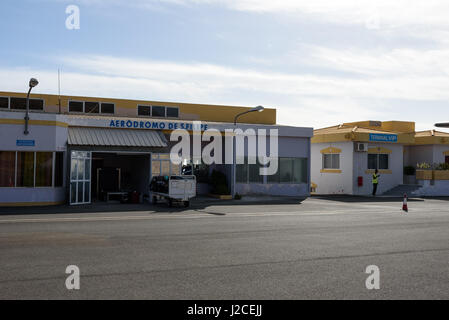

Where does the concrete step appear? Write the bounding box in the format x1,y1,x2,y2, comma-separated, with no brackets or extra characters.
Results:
382,184,423,196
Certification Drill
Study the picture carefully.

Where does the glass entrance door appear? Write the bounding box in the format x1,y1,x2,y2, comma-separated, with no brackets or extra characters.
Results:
70,151,91,205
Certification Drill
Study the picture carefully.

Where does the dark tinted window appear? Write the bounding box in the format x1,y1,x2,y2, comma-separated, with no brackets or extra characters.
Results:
85,102,100,113
166,107,179,118
29,99,44,110
55,152,64,187
152,106,165,117
138,105,151,116
10,97,26,110
0,97,8,108
101,103,114,114
368,154,377,169
69,101,83,113
379,154,389,170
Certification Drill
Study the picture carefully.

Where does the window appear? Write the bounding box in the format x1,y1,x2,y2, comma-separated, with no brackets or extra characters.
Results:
29,99,44,110
0,97,8,109
267,157,308,184
267,166,280,183
1,152,64,188
17,152,35,187
236,162,248,183
249,163,263,183
152,153,181,177
85,102,100,114
2,97,43,110
0,151,15,187
280,158,294,182
100,103,114,114
138,105,179,118
35,152,53,187
368,154,389,170
69,101,84,113
293,158,308,183
55,152,64,187
237,158,264,184
10,97,26,110
138,105,151,116
322,154,339,169
152,106,165,117
166,107,179,118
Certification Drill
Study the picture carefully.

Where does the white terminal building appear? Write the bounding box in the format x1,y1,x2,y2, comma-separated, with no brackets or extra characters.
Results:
0,91,312,206
311,121,449,196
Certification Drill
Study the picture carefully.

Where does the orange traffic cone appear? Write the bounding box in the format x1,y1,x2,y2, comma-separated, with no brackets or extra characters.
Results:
402,194,408,212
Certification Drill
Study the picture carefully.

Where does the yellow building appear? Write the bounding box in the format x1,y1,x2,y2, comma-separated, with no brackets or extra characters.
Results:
0,91,276,125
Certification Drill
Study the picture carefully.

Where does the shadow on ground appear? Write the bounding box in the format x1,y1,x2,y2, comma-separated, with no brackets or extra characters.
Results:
0,197,307,216
311,195,427,203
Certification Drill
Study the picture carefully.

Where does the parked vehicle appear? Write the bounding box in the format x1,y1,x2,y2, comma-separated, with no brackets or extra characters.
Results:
149,175,196,207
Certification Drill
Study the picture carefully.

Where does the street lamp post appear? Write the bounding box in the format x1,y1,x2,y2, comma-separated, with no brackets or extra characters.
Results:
24,78,39,135
231,106,265,197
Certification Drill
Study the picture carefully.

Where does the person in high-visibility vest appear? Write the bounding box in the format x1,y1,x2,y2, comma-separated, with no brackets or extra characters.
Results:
372,169,380,196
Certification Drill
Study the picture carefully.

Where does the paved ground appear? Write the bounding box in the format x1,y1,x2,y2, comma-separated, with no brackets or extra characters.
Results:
0,196,448,299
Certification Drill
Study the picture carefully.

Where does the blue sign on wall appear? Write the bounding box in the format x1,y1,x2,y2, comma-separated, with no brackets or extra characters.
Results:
369,133,398,143
16,140,35,147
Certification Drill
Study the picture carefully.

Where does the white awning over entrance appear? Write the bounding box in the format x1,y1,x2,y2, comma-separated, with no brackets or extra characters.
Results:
68,127,167,147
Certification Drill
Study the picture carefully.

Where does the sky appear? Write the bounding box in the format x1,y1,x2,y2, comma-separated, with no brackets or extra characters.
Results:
1,0,449,131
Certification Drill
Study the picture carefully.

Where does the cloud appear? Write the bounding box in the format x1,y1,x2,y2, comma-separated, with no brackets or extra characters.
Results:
299,45,449,77
2,54,449,131
58,54,449,101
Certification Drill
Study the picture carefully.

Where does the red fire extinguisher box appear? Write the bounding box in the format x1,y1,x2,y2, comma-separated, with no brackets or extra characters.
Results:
357,176,363,187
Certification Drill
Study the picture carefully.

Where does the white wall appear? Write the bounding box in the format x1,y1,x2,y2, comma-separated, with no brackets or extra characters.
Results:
0,111,68,205
413,180,449,196
406,145,435,167
433,145,449,165
352,143,404,195
311,142,353,194
406,144,449,168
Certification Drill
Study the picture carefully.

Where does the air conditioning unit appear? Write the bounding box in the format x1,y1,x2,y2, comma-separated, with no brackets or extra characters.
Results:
355,142,368,152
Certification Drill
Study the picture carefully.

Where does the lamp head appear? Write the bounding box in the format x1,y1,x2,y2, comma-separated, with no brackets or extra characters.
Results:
29,78,39,88
251,105,264,112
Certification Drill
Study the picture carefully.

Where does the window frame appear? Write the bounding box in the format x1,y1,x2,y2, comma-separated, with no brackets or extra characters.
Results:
0,151,64,188
151,153,181,177
0,96,10,109
29,98,45,111
0,151,16,187
100,102,115,114
166,106,179,118
137,105,152,117
84,101,100,114
322,153,340,170
367,153,390,170
68,100,85,113
151,105,166,118
10,97,27,110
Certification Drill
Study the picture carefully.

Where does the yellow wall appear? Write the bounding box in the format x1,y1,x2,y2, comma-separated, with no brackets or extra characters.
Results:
312,131,415,144
343,120,415,133
414,136,449,145
0,91,276,125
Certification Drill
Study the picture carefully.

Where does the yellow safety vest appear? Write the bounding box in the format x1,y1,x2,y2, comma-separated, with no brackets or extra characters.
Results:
372,174,379,184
